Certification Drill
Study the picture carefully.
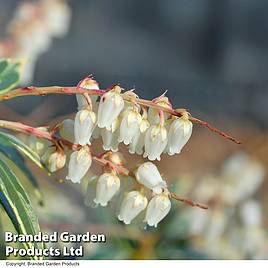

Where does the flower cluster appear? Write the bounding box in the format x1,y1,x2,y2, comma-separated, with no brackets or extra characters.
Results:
63,77,193,161
27,76,204,227
0,0,71,84
85,160,172,227
175,152,267,259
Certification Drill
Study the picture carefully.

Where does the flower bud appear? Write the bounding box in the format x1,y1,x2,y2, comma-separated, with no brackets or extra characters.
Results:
136,162,167,194
101,118,120,152
74,109,96,145
108,152,126,166
59,119,74,143
76,78,99,110
28,127,50,156
118,191,148,224
144,192,171,227
144,124,168,161
119,108,142,145
41,148,66,173
166,117,192,155
129,117,150,155
66,146,92,183
94,172,120,206
97,86,124,130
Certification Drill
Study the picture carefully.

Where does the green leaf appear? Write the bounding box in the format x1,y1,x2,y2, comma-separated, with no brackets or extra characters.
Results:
0,155,44,260
0,60,8,74
0,131,45,170
0,59,21,93
0,145,44,206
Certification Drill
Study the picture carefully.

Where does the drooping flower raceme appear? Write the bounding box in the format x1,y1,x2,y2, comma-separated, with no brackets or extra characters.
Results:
66,146,92,183
144,124,168,161
74,109,96,145
144,192,171,227
94,172,120,206
118,191,148,224
166,116,193,155
119,107,142,145
136,162,167,194
28,76,202,228
97,86,124,130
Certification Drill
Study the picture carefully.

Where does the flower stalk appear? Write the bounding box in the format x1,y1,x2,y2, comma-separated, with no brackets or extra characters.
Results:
0,119,207,210
0,85,241,144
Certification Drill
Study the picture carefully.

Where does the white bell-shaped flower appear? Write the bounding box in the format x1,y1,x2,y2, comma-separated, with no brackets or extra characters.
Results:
118,191,148,224
74,109,96,145
144,192,171,227
66,146,92,183
136,162,167,194
129,117,150,155
41,148,66,173
144,124,168,161
166,117,192,155
148,97,171,124
94,172,120,206
101,118,120,152
76,78,99,110
97,86,124,130
60,119,74,143
119,108,142,145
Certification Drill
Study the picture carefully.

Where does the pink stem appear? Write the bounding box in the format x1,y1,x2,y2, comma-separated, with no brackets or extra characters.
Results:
0,85,241,144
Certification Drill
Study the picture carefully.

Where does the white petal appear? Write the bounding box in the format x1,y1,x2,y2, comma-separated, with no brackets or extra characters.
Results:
118,191,148,224
129,131,145,155
41,148,66,173
119,110,141,145
74,109,96,145
94,173,120,206
166,118,192,155
145,193,171,227
144,125,168,161
147,98,170,124
101,119,120,152
66,146,92,183
136,162,167,193
148,108,160,125
76,79,99,110
97,87,124,129
129,118,150,155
